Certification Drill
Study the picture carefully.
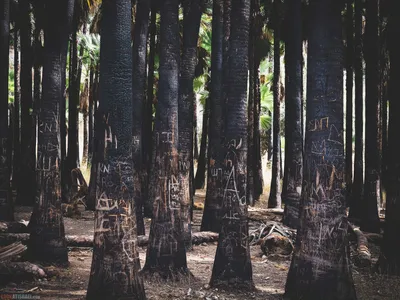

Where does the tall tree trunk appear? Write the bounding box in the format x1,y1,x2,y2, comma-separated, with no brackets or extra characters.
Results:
65,28,80,200
361,0,381,233
268,0,282,209
141,0,189,279
131,0,150,237
0,0,13,221
284,1,357,298
17,0,35,206
253,64,263,201
142,5,157,218
27,0,75,264
81,79,89,167
376,0,400,274
86,65,99,211
193,104,199,161
179,0,203,250
88,62,94,162
210,0,253,289
12,22,20,191
194,94,209,190
247,0,255,207
345,0,354,206
201,0,224,233
86,1,146,298
282,0,303,229
349,0,363,220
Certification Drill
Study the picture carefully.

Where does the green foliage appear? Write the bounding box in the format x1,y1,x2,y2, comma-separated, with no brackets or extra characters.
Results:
8,68,14,104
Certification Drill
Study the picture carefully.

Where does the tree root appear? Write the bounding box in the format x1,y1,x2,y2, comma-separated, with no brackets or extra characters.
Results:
0,261,46,283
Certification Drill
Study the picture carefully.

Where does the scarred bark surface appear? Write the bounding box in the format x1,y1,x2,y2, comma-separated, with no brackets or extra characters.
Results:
86,1,146,299
210,0,254,289
284,1,357,299
141,0,189,280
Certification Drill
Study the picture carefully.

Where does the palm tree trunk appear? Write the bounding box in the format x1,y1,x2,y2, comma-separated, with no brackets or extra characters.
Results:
268,0,282,208
179,0,203,249
27,0,75,264
132,0,150,237
17,0,35,206
0,0,13,221
141,0,190,279
349,0,363,220
345,0,354,206
362,0,381,233
194,94,209,190
247,0,255,207
376,0,400,274
253,64,263,200
81,79,89,167
282,0,303,228
201,0,223,233
88,62,94,162
284,1,357,298
12,24,20,191
210,0,253,289
86,0,146,298
66,28,80,200
143,4,157,218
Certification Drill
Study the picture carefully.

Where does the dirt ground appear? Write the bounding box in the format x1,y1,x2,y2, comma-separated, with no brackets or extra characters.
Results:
1,191,400,300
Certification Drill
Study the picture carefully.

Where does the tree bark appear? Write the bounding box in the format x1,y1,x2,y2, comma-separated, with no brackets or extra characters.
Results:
27,0,75,265
284,1,357,299
132,0,150,237
210,0,254,289
282,0,303,228
376,0,400,275
12,22,20,191
201,0,224,233
17,0,36,206
86,1,146,299
142,5,157,218
141,0,190,279
0,0,13,221
178,0,203,250
349,0,364,221
361,0,381,233
345,0,354,206
194,93,209,190
268,0,282,209
88,62,94,162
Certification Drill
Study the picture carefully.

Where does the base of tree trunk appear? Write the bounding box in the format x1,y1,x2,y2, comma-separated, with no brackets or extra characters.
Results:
27,226,68,265
210,279,255,291
375,255,400,275
0,231,219,248
140,265,193,282
0,261,46,283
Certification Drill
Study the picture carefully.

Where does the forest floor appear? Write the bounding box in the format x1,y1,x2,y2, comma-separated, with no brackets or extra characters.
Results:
1,190,400,300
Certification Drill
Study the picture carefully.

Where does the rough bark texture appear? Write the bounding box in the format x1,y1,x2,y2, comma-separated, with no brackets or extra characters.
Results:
86,1,146,299
142,5,156,218
201,0,224,233
361,0,381,233
12,25,20,191
88,63,94,162
17,0,36,206
141,0,189,279
27,0,75,264
345,0,353,206
253,65,263,202
376,0,400,275
268,0,282,209
349,0,363,220
179,0,203,249
210,0,254,290
132,0,150,237
282,0,303,228
0,0,13,221
284,1,357,299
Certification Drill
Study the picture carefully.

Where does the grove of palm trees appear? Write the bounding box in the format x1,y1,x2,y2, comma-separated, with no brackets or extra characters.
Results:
1,0,400,299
